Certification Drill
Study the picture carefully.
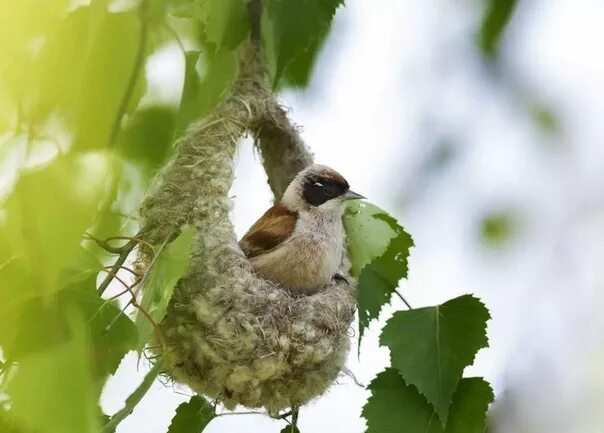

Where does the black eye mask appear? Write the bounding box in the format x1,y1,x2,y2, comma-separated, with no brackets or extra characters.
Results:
303,177,348,206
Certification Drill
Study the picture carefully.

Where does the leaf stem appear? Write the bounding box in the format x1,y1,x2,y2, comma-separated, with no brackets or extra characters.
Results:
394,289,413,310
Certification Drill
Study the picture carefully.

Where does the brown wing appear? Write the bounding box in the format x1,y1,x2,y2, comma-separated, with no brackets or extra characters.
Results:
239,203,298,259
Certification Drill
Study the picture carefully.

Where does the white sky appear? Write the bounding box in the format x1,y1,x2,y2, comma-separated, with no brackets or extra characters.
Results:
102,1,604,432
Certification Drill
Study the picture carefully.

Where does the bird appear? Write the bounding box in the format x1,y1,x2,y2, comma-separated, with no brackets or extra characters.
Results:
239,164,364,294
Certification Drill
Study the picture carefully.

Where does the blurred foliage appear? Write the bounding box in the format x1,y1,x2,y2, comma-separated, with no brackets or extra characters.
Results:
265,0,344,87
478,0,518,59
135,227,193,349
480,212,516,246
0,0,346,432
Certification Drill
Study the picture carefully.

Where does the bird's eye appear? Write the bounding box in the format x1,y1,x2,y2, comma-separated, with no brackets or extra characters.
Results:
313,182,324,188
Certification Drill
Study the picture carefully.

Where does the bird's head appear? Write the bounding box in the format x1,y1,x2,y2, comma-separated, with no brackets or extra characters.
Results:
281,164,365,213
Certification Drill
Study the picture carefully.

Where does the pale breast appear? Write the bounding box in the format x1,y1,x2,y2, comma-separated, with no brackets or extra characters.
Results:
249,211,344,294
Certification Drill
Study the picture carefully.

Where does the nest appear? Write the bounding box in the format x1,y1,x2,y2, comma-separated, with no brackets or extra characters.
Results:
138,46,357,414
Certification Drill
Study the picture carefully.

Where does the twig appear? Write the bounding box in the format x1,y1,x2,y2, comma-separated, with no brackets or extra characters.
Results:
100,268,134,292
107,286,135,301
290,407,299,432
342,366,365,388
394,289,413,310
104,236,156,251
277,409,294,419
105,299,134,332
107,0,149,149
104,265,141,277
97,240,137,296
102,269,165,348
215,411,265,418
84,232,126,254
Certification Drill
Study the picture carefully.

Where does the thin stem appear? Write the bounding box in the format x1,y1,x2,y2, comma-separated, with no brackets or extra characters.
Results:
162,20,185,55
394,289,413,310
107,0,149,149
104,265,141,278
84,232,128,254
215,411,265,418
290,407,299,432
104,236,155,252
97,240,136,296
100,268,134,292
105,298,133,332
277,409,294,419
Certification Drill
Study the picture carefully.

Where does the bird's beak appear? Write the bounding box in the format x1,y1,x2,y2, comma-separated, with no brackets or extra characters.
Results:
343,190,366,200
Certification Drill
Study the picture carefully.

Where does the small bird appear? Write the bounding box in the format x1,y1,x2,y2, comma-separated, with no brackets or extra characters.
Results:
239,164,364,294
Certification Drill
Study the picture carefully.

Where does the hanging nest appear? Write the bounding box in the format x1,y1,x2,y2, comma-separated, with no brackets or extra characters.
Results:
137,46,357,414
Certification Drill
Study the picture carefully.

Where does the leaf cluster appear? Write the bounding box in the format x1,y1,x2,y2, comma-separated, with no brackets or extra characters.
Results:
343,202,494,433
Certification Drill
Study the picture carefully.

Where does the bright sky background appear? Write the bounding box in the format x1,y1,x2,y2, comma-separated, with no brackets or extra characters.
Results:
101,1,604,432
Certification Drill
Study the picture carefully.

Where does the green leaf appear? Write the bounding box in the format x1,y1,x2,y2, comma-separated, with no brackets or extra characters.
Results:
343,202,413,341
117,106,176,172
102,357,166,433
172,0,249,50
0,0,70,115
444,378,494,433
61,279,138,380
7,312,99,433
33,6,146,149
1,153,110,296
282,31,326,88
363,369,493,433
3,253,137,380
344,201,403,277
348,203,413,340
267,0,343,85
136,227,194,349
176,49,238,131
202,0,250,50
280,425,301,433
380,295,490,424
167,395,216,433
477,0,518,59
0,405,30,433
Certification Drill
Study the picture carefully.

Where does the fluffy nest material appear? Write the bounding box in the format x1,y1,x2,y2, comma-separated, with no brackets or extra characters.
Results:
138,46,357,414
